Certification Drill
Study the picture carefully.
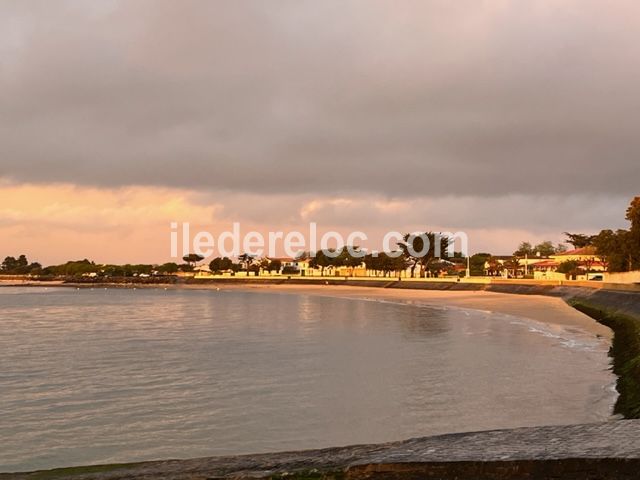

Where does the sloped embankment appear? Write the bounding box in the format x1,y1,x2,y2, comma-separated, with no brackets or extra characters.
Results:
558,289,640,419
4,421,640,480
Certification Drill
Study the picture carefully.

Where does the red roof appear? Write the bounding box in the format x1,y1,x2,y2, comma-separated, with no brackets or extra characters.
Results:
532,260,559,268
556,247,597,256
583,260,606,267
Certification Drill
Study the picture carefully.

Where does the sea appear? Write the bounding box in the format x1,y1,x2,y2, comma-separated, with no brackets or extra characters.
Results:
0,287,617,472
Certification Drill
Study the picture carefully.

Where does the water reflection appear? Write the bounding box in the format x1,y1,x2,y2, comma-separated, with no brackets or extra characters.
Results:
398,307,451,339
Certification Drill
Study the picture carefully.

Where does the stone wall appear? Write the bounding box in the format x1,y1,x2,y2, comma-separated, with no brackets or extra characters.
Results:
4,421,640,479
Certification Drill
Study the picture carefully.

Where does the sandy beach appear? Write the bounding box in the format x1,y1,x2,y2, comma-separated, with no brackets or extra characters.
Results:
203,283,613,340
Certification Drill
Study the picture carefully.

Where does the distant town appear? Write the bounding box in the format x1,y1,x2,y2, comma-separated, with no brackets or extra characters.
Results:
2,196,639,284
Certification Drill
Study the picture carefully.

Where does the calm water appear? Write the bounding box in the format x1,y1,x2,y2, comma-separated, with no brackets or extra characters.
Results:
0,287,616,473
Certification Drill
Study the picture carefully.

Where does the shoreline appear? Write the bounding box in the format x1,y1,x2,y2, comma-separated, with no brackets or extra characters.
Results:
1,280,614,339
211,283,614,340
3,281,637,478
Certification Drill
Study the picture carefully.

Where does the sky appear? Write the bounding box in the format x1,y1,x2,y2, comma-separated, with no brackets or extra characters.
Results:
0,0,638,264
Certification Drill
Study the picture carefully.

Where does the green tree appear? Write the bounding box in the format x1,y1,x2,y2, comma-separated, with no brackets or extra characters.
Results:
1,255,42,275
534,241,556,257
563,232,595,249
16,255,28,268
626,196,640,228
363,253,382,276
309,250,333,276
427,259,453,278
470,253,491,276
626,196,640,270
282,265,299,275
43,259,99,277
257,258,278,273
238,253,256,275
269,259,282,273
384,252,409,277
182,253,204,267
220,257,234,271
128,264,152,276
398,232,451,278
1,256,18,272
557,260,581,279
157,262,179,274
364,252,407,277
513,242,534,257
505,257,521,277
209,257,222,272
486,256,504,276
592,230,616,272
592,197,640,272
618,229,637,272
210,256,234,272
336,247,364,276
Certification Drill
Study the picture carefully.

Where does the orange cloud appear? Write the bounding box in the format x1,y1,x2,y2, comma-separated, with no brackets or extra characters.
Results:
0,181,618,265
0,183,224,264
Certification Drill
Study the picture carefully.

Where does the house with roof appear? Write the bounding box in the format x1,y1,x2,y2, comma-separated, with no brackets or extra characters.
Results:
550,247,604,266
193,265,213,278
261,257,313,275
532,247,605,280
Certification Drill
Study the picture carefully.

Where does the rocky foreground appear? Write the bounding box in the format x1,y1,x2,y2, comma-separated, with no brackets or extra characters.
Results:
4,421,640,480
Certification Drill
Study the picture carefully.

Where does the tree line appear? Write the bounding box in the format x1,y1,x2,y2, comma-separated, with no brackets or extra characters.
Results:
221,232,457,278
0,257,195,277
512,240,567,257
3,197,638,277
563,196,640,272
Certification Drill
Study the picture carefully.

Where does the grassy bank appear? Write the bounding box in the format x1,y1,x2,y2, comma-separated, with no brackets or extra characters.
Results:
570,300,640,418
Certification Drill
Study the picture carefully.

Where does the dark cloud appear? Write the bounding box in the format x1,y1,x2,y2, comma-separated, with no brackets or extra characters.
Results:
1,0,639,196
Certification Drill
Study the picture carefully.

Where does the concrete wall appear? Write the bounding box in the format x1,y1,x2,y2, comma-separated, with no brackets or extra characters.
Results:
606,271,640,284
6,421,640,479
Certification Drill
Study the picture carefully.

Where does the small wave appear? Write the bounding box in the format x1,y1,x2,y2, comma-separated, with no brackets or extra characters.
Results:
344,294,607,353
507,319,605,352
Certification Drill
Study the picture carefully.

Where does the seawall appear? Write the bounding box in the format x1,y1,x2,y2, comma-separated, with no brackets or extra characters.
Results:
4,421,640,480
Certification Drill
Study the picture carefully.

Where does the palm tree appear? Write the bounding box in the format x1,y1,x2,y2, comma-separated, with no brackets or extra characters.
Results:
486,256,504,276
238,253,255,276
505,257,521,278
309,250,332,276
397,232,450,278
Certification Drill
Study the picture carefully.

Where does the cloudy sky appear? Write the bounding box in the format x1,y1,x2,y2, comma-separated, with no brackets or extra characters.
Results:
1,0,638,264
